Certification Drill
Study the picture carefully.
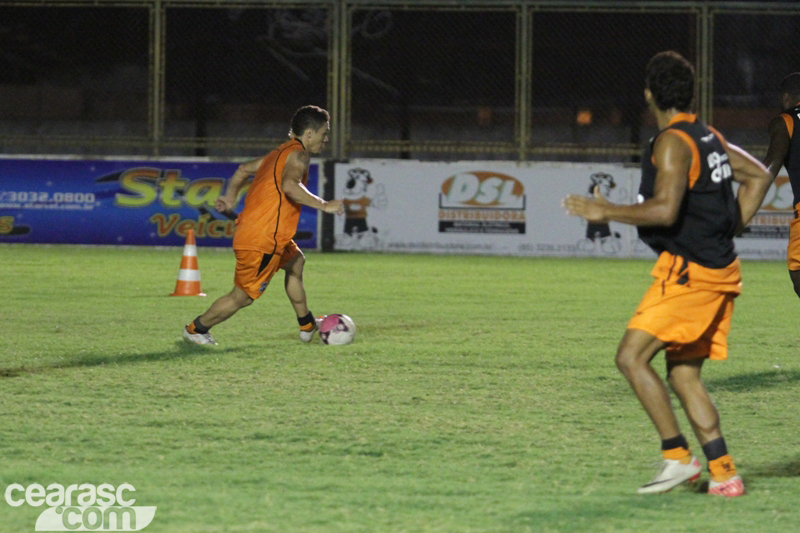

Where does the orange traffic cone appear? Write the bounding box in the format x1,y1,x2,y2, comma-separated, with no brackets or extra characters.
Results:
170,229,206,296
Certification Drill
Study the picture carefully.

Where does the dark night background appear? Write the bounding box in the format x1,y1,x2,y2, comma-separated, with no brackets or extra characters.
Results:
1,3,798,156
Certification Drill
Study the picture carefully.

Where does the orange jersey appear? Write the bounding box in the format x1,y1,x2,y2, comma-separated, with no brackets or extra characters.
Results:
233,139,307,253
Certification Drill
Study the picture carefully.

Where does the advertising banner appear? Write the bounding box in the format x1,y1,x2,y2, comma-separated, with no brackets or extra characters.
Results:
333,160,643,258
732,172,792,262
0,157,320,248
333,160,789,261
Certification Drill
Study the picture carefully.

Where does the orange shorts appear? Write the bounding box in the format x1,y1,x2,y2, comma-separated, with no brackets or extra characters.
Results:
233,241,300,300
627,252,741,362
788,216,800,271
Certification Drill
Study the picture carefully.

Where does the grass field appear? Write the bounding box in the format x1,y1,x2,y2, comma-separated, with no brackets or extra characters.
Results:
1,243,799,532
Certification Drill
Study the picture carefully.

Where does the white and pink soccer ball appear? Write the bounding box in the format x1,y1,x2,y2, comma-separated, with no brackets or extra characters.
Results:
319,314,356,345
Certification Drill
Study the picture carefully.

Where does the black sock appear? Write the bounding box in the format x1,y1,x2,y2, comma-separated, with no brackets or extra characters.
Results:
193,317,209,334
702,437,728,462
298,312,314,327
661,434,689,451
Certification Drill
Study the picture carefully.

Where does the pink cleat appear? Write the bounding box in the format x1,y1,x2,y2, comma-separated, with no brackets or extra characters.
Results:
708,475,744,497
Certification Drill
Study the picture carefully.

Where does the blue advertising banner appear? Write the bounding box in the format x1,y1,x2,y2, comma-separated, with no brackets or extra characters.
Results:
0,157,319,248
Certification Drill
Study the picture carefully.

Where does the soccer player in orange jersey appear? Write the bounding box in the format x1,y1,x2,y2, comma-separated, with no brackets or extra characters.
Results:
762,73,800,298
564,52,772,497
183,105,343,345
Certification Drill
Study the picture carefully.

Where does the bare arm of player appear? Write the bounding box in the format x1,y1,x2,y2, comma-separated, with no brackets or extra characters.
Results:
726,142,773,233
215,157,263,213
281,151,344,215
562,132,688,227
762,116,791,179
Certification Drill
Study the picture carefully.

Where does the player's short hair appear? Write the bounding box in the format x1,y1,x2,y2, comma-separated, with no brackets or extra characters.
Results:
780,73,800,101
645,51,695,112
290,105,330,137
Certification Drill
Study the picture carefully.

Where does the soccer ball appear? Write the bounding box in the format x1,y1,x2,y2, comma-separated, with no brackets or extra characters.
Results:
319,314,356,345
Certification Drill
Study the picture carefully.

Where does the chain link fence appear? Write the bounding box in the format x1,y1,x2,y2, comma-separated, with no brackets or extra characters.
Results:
527,7,698,161
347,7,517,160
711,7,800,154
163,6,331,156
0,4,150,153
0,1,798,161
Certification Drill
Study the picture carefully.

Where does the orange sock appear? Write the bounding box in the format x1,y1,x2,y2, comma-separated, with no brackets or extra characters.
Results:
663,447,692,463
186,323,198,334
708,454,737,482
299,322,315,332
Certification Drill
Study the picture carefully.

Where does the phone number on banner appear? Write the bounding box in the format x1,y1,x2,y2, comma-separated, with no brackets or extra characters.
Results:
1,191,96,203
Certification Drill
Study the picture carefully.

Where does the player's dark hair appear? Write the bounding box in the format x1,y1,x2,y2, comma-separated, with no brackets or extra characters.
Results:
290,105,330,137
780,72,800,102
645,51,695,112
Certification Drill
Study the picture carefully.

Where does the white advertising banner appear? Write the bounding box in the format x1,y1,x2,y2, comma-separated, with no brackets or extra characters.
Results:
732,172,792,262
332,160,790,261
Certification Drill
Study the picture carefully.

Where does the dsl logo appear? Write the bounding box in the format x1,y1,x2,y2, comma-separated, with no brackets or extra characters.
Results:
439,172,525,209
760,176,793,211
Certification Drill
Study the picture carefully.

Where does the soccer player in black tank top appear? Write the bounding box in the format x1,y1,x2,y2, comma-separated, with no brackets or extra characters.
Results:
563,51,772,497
763,72,800,298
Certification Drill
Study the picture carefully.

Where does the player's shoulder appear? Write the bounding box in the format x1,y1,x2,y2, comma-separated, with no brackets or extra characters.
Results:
771,112,793,126
766,113,793,139
283,146,311,174
654,126,694,152
769,112,791,124
288,149,311,165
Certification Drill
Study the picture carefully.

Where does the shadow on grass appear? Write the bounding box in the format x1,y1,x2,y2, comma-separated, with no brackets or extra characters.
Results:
509,488,705,528
686,456,800,496
0,342,240,378
705,370,800,392
746,456,800,479
682,456,800,495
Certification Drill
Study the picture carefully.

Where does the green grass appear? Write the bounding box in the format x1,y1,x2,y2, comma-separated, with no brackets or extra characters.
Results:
0,244,798,532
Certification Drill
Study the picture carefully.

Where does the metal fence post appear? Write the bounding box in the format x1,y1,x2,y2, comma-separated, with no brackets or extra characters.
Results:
329,0,347,160
698,2,712,124
150,0,164,156
517,5,531,161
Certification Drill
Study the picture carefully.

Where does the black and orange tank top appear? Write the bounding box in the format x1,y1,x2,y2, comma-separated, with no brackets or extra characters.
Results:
637,113,738,269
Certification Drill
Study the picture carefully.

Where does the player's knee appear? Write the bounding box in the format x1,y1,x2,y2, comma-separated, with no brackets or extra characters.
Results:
615,347,638,375
666,358,706,390
666,369,678,388
230,288,254,308
615,344,655,377
666,369,688,392
288,252,306,276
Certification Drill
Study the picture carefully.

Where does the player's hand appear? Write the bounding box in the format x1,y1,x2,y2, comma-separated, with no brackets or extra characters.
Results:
322,199,344,215
215,195,236,213
562,185,610,223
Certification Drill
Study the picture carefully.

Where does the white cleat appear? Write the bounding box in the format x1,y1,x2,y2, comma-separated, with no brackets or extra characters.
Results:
637,456,702,494
708,475,744,497
182,326,217,345
299,316,324,343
